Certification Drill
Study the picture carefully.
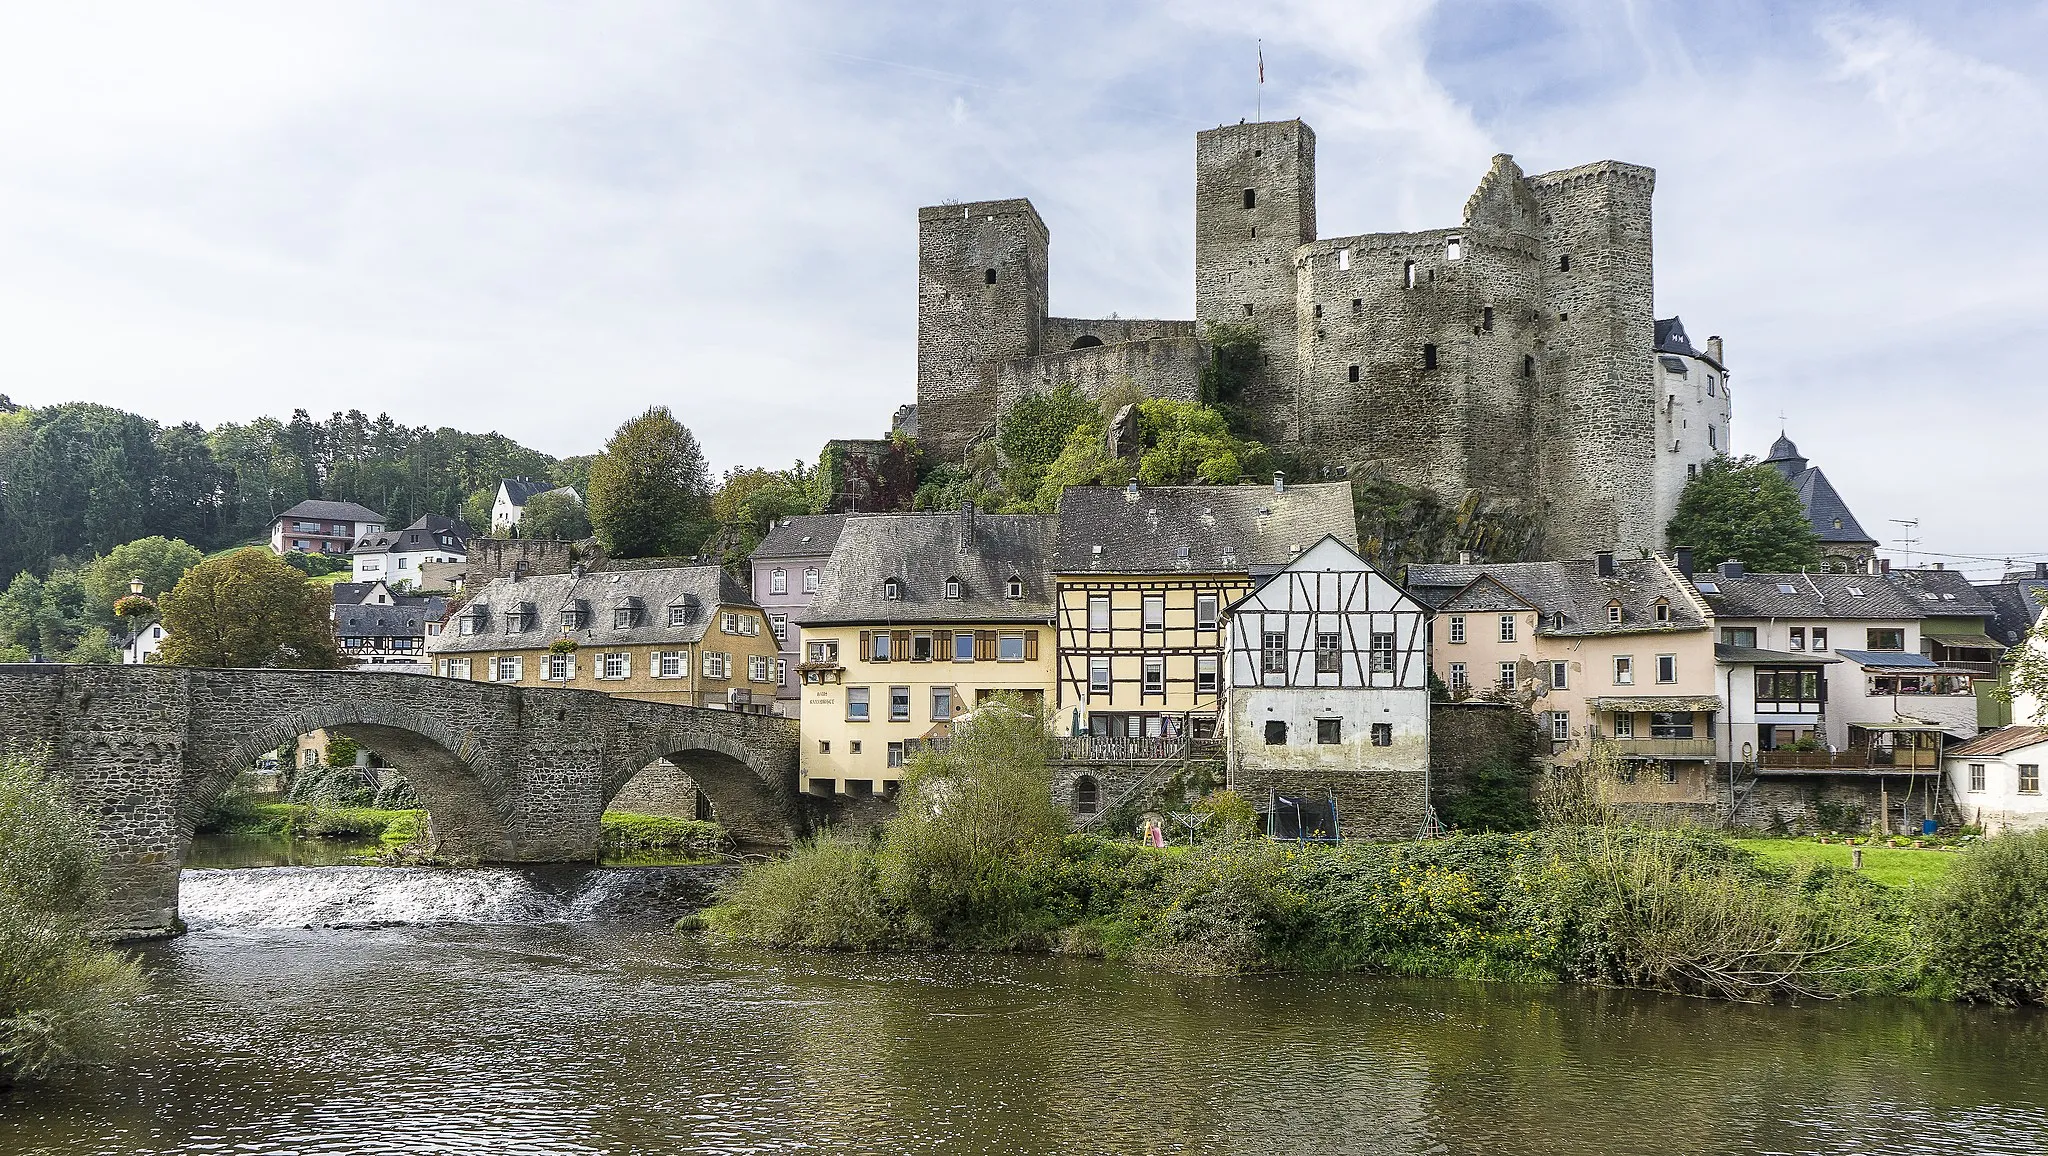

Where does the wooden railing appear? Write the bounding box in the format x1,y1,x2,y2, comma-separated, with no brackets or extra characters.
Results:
1757,747,1940,771
1056,736,1189,763
1592,735,1717,758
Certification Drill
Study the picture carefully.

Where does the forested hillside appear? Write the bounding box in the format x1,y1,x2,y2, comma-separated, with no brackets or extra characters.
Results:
0,397,566,577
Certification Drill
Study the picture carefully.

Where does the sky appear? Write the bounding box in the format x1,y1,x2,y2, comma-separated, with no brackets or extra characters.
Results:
2,1,2044,575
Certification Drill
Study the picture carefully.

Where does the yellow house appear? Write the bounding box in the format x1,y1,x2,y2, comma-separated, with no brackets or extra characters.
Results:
1407,551,1722,803
795,508,1056,798
1051,480,1357,742
425,566,781,709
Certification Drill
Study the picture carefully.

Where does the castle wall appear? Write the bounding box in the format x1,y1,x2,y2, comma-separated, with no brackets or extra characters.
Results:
917,199,1050,459
995,337,1206,414
1194,121,1314,443
1042,316,1199,350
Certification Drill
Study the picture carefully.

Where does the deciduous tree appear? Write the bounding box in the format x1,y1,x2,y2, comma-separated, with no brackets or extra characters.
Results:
155,549,344,669
1665,456,1821,572
587,406,712,558
518,490,591,541
82,536,203,610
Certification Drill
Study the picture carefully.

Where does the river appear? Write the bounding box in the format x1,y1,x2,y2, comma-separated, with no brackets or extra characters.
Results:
2,856,2044,1156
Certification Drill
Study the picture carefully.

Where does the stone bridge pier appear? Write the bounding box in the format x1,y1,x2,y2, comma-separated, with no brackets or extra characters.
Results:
0,664,803,938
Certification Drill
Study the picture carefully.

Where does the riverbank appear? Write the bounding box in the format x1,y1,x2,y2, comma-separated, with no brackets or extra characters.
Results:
200,801,726,866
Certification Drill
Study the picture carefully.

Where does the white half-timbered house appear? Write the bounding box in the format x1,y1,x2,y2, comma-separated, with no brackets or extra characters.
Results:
1222,535,1432,839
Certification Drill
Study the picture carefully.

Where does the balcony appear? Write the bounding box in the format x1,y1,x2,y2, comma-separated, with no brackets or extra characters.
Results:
1592,735,1717,759
1055,735,1223,763
1757,747,1940,772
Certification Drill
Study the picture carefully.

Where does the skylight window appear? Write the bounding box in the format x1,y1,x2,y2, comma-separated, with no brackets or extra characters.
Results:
1846,585,1866,597
1695,581,1719,594
1777,583,1798,595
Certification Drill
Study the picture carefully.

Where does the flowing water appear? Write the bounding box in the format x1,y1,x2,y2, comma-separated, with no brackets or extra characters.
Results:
2,863,2044,1156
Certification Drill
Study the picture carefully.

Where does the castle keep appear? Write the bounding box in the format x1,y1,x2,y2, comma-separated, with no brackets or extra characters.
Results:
915,119,1728,559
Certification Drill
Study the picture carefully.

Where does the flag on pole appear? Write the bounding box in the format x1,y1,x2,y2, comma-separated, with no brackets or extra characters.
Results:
1258,42,1264,85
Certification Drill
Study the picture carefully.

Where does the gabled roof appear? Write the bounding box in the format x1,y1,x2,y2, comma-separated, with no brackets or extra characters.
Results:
798,511,1054,626
276,499,385,524
429,565,755,654
1948,726,2048,759
1978,580,2048,646
1886,568,1995,618
1654,317,1698,358
333,602,438,638
1701,571,1921,620
1234,535,1423,613
1406,556,1707,636
497,477,554,507
751,514,850,561
1762,434,1876,547
1433,573,1538,613
1053,482,1356,574
353,514,470,554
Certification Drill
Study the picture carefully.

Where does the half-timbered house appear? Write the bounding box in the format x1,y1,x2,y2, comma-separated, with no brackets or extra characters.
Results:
1222,536,1432,839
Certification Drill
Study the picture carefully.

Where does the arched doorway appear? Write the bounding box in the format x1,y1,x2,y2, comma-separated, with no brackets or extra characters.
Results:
1071,335,1104,349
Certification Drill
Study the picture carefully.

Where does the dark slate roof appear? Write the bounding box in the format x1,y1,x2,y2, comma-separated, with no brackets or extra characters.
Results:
1886,568,1995,618
799,512,1055,626
1948,726,2048,758
752,514,850,560
1700,571,1922,620
1715,644,1841,665
1405,556,1708,637
1053,482,1356,574
1428,573,1537,613
430,566,755,654
498,477,553,506
1654,317,1698,357
334,602,437,639
353,514,470,554
1979,580,2048,645
1835,649,1939,669
276,499,385,524
1762,434,1876,547
331,582,381,605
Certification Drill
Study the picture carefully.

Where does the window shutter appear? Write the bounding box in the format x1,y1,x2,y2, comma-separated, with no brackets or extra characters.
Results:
860,631,872,661
1023,631,1039,661
977,631,996,661
892,630,910,658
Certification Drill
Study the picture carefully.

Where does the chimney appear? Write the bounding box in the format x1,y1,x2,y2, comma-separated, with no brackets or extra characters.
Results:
1673,547,1694,579
1867,556,1881,576
1595,551,1615,579
1706,335,1724,365
1458,550,1473,565
2037,562,2048,580
1274,471,1286,494
1880,558,1892,575
1718,560,1744,580
1933,561,1945,571
959,500,977,547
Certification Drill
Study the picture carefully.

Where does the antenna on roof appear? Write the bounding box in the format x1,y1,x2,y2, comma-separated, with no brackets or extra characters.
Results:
1890,518,1920,569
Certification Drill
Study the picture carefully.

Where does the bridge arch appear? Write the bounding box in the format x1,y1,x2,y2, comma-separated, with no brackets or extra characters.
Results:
609,727,803,846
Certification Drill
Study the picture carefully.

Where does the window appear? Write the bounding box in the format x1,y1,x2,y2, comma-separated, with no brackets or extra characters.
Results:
1608,603,1623,625
665,604,690,628
616,607,641,629
1657,655,1677,684
2023,765,2041,795
1303,631,1339,675
1499,662,1518,690
954,631,975,662
1812,627,1829,652
561,608,584,630
1196,595,1219,630
803,568,819,593
1143,657,1165,693
998,632,1027,662
887,686,910,722
1262,630,1288,674
1789,627,1806,651
944,577,961,599
1649,712,1694,739
1446,236,1461,261
1523,353,1535,378
1196,656,1219,694
1007,575,1023,599
458,616,478,636
1075,776,1099,816
702,652,731,680
1448,615,1466,644
882,579,900,601
1317,718,1341,745
1403,259,1416,288
1499,615,1517,643
867,632,891,662
1352,297,1362,313
1654,600,1670,624
1088,595,1111,632
545,652,573,681
1089,657,1112,696
1614,656,1634,685
1969,763,1987,793
600,652,629,680
1422,343,1437,370
1707,425,1718,450
1659,764,1679,785
817,741,830,755
749,655,772,682
1720,627,1757,649
1449,662,1467,690
1867,628,1905,651
1611,712,1634,738
1242,188,1256,209
1482,306,1494,332
1551,712,1570,742
908,632,932,663
849,741,862,755
846,687,870,721
721,611,758,636
494,656,523,682
1370,632,1398,674
931,687,953,721
887,742,905,769
770,613,788,642
770,568,787,595
1707,375,1717,397
1264,720,1288,745
1313,303,1323,319
1370,722,1393,747
1142,594,1165,631
1338,247,1351,271
503,609,528,632
1549,661,1568,690
1559,254,1571,272
657,651,685,679
806,640,838,664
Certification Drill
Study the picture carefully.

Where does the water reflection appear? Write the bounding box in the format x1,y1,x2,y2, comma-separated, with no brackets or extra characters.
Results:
2,880,2043,1155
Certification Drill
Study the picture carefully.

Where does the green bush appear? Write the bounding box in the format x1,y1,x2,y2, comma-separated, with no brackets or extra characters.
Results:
0,753,146,1082
703,836,900,951
1441,757,1539,833
1918,829,2048,1004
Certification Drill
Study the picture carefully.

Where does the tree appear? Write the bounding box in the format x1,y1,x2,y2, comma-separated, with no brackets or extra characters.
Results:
155,549,345,669
82,536,203,610
1665,456,1821,572
460,486,497,538
1133,399,1267,487
519,491,590,541
0,571,94,658
587,406,713,558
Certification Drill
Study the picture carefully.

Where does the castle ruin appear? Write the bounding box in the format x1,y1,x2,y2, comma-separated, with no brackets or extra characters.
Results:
914,118,1729,559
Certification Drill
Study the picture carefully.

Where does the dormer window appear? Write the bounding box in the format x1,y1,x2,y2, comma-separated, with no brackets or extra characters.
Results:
1607,601,1623,625
1006,575,1023,599
944,577,962,599
884,578,900,601
668,604,690,627
561,608,584,629
504,609,528,632
614,607,638,629
1654,599,1671,624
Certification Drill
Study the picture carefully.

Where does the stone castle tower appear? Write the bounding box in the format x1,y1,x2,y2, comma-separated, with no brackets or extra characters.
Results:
915,119,1707,559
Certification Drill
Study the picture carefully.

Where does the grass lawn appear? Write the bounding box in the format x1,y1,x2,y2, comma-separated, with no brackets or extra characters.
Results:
1732,837,1956,889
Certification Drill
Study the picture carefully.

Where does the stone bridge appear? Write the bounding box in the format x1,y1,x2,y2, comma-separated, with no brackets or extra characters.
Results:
0,664,803,938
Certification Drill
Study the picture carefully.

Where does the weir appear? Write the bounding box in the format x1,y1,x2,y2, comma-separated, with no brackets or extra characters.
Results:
0,663,804,938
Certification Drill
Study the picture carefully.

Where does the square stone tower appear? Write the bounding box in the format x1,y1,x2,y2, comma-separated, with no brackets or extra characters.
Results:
916,199,1050,460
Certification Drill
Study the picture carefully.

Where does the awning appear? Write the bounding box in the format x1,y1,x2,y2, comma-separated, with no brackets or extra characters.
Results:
1836,649,1978,675
1715,644,1841,665
1593,695,1724,713
1924,633,2007,651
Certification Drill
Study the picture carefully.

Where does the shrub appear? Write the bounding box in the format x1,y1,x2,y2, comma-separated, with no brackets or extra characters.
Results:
704,836,899,950
1442,757,1539,833
1918,829,2048,1004
1192,790,1261,841
0,753,146,1082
